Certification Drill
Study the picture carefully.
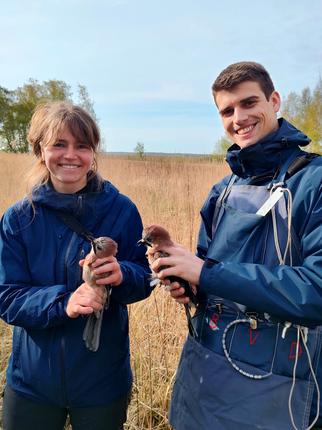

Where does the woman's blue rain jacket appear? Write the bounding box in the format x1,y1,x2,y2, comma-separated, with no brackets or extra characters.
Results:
0,177,151,407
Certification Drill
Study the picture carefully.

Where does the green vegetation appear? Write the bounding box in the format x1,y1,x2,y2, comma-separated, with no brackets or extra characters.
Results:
134,141,145,159
281,78,322,153
1,77,322,156
0,80,96,153
214,135,231,156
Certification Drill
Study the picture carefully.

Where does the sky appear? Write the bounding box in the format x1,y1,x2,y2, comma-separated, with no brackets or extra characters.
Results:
1,0,322,154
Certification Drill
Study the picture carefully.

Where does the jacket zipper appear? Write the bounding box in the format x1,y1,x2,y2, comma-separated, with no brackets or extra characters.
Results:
60,231,78,406
60,334,68,406
59,195,86,406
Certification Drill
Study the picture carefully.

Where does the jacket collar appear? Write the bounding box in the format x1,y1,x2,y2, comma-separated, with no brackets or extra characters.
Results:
31,175,119,231
225,118,311,178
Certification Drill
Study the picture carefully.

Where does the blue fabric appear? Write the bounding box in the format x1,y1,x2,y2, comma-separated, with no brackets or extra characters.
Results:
225,117,310,178
171,335,319,430
170,119,322,429
0,176,151,407
200,163,322,326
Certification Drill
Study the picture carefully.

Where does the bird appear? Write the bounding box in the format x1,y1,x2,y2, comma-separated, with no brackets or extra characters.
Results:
139,224,198,337
82,236,118,352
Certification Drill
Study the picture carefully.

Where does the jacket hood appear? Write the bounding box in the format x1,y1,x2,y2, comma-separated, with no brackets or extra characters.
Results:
31,175,120,231
225,118,311,178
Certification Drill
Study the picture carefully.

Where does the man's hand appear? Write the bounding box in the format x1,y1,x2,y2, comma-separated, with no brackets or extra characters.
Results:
151,242,204,287
166,281,192,305
141,224,200,337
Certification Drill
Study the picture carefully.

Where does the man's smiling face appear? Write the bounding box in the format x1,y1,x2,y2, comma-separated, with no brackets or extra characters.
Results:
214,80,281,148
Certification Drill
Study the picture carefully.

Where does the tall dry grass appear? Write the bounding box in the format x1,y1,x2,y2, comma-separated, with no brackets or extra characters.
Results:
0,152,229,429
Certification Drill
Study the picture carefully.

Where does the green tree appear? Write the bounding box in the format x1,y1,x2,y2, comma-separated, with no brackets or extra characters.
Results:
77,84,97,122
10,80,44,152
44,79,72,101
214,135,232,156
0,79,93,153
134,142,145,158
0,86,16,151
281,78,322,153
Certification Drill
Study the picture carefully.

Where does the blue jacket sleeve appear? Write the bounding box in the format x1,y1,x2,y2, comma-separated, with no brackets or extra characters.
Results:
111,201,152,304
0,207,70,329
198,179,322,327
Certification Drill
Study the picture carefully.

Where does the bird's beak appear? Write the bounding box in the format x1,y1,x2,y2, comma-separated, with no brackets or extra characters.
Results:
137,238,152,247
90,238,98,254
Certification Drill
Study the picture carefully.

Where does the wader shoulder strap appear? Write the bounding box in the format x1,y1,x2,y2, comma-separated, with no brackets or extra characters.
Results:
211,174,237,236
268,152,320,187
210,153,319,237
285,152,320,179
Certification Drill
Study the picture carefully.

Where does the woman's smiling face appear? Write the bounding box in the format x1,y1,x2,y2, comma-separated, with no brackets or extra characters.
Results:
41,126,94,194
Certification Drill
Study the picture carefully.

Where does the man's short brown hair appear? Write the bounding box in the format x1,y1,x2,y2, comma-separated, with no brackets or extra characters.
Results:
212,61,275,101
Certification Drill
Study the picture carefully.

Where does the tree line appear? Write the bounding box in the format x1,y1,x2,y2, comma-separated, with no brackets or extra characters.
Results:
282,77,322,153
1,77,321,154
0,79,96,153
215,77,322,155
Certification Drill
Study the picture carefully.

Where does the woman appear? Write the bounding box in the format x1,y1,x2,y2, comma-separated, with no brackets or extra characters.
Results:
0,101,151,430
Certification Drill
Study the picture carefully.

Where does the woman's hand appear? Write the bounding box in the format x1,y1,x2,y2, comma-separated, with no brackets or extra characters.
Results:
66,282,105,318
67,257,123,318
80,255,123,287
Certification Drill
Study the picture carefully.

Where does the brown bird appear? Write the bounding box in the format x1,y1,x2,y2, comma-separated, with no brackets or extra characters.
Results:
82,236,118,352
139,224,198,337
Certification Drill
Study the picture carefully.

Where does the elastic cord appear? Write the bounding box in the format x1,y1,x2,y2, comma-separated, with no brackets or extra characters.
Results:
288,326,320,430
221,318,277,380
270,185,293,265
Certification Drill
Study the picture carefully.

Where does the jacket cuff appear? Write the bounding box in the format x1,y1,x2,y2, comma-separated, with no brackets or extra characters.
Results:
50,292,72,323
199,258,220,296
111,262,151,304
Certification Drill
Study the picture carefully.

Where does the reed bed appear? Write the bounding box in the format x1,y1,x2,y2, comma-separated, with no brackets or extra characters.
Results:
0,152,229,429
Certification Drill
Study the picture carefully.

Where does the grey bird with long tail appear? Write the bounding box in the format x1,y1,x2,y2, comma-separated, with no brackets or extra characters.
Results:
139,224,198,337
82,236,118,352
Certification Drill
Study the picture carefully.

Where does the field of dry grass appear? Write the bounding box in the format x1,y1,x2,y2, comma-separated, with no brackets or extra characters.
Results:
0,152,229,429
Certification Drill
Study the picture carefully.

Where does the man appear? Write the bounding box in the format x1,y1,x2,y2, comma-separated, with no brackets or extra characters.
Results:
152,62,322,430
